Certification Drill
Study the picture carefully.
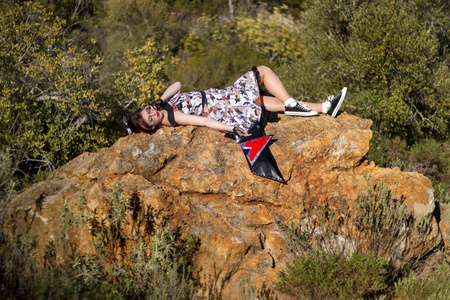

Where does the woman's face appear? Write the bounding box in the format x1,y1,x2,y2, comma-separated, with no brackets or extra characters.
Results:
140,105,163,128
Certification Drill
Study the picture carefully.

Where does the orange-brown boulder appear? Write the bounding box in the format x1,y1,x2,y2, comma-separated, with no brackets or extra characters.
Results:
1,113,444,298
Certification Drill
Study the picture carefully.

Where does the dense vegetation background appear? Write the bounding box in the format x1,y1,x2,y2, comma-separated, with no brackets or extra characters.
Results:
1,0,449,203
0,0,449,298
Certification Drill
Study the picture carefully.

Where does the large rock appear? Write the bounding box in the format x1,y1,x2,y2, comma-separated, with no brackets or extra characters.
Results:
1,113,445,298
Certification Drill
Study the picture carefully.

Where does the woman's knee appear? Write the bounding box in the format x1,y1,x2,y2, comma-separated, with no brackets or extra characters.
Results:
256,65,272,82
257,65,271,74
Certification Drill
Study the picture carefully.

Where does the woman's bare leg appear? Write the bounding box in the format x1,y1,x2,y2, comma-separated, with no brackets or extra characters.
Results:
263,96,323,113
257,65,291,103
257,65,324,112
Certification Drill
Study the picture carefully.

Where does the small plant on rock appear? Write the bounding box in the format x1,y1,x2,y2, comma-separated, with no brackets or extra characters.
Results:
0,185,200,299
274,179,415,299
274,251,389,299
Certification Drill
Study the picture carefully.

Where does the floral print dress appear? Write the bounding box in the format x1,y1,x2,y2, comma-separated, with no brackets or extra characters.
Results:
167,68,262,141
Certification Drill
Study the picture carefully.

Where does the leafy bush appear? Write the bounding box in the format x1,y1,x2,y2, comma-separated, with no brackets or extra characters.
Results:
277,0,450,143
171,5,301,92
0,234,37,299
174,39,269,91
395,259,450,300
239,278,274,300
367,135,450,203
97,0,179,74
0,147,20,203
434,182,450,204
406,140,449,182
274,251,389,299
113,39,178,108
0,1,112,194
278,180,410,261
221,6,304,63
275,181,420,298
174,4,301,80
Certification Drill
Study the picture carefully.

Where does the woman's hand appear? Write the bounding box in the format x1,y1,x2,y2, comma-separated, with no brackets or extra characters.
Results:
233,126,251,139
153,99,163,110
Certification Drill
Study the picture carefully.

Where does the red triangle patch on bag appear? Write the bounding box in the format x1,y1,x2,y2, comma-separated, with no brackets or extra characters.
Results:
241,135,272,166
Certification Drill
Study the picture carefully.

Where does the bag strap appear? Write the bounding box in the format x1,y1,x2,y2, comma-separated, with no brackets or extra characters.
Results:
162,102,180,127
201,91,207,114
163,92,206,126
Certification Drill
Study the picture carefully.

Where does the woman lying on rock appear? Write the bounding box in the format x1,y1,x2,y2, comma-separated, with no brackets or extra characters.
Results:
123,65,346,140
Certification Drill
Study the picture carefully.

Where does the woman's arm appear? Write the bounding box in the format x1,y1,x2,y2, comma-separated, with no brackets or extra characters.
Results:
164,111,250,138
172,111,234,132
160,81,182,101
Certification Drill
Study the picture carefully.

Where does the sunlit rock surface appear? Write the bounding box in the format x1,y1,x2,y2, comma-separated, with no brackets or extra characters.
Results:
2,113,445,298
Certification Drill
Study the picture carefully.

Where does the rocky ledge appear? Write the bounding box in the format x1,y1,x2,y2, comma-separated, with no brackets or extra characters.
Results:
2,113,448,298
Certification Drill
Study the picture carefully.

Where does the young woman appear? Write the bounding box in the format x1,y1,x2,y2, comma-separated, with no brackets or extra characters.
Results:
124,65,345,140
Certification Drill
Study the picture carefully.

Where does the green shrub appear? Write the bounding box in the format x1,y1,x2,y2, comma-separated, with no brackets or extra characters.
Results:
173,38,269,92
96,0,179,74
434,182,450,204
239,277,274,300
367,135,450,203
354,180,411,261
0,234,37,299
395,259,450,300
274,251,389,299
278,180,410,261
171,4,302,91
277,0,450,143
275,180,418,298
0,147,20,206
0,186,199,299
0,1,113,195
112,38,177,108
199,6,303,64
366,133,408,170
406,139,450,182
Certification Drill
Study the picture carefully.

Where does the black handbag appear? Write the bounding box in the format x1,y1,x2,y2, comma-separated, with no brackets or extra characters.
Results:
239,122,285,183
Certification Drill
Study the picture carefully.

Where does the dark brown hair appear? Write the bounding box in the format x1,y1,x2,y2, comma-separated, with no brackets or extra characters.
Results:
122,108,161,136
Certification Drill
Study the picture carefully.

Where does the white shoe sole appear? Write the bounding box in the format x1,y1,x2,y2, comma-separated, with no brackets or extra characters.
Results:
330,87,347,118
285,110,319,117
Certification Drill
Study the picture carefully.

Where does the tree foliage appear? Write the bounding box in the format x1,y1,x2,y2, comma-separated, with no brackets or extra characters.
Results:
283,0,450,142
171,6,301,91
113,39,177,109
174,37,269,91
36,0,96,25
201,6,303,63
0,1,110,190
0,1,449,297
164,0,307,18
96,0,179,74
